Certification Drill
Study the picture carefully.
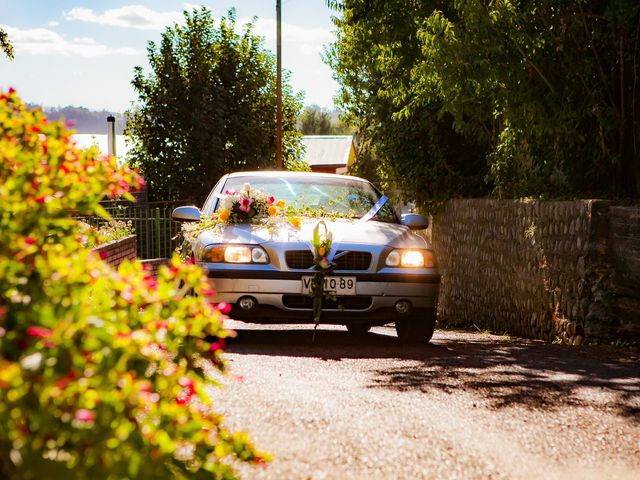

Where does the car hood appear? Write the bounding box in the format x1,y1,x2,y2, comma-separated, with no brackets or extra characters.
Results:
196,218,429,249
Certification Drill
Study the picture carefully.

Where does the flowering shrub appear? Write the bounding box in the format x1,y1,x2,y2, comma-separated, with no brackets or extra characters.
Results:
0,90,267,478
78,220,134,248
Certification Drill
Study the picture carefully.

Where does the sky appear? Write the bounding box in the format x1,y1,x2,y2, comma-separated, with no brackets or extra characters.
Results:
0,1,341,112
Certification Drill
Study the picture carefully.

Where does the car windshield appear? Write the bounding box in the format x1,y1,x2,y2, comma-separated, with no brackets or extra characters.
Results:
212,175,397,222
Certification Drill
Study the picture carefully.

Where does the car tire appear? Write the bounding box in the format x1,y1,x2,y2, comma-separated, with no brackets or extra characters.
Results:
395,310,436,343
346,323,371,336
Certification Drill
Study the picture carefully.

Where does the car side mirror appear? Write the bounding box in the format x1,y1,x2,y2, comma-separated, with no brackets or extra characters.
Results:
172,206,202,222
401,213,429,230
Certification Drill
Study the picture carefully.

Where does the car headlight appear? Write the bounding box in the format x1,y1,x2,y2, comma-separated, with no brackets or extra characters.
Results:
385,249,436,268
202,245,269,264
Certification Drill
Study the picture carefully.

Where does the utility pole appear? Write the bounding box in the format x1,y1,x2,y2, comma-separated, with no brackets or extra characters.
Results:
276,0,283,170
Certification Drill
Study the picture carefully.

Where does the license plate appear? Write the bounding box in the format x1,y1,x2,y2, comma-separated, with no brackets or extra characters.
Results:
301,276,356,296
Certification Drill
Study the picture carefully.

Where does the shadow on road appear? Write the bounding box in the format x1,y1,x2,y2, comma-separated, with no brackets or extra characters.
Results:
226,324,640,421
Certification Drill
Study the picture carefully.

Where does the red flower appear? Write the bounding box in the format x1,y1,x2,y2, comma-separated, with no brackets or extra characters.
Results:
26,326,52,338
209,338,226,352
34,195,47,203
178,376,194,392
176,377,195,405
74,409,95,423
56,372,77,390
25,236,36,245
216,302,231,314
268,196,275,204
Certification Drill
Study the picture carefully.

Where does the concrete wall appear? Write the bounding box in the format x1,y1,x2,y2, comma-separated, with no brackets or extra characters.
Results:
429,200,640,342
94,235,137,269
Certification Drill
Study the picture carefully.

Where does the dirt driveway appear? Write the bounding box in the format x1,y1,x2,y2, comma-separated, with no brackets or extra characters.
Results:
213,323,640,480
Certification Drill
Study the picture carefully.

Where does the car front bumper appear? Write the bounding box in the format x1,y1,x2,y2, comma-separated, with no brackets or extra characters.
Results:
204,268,440,325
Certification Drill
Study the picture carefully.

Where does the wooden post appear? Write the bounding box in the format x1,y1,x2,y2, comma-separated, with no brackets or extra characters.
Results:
276,0,283,170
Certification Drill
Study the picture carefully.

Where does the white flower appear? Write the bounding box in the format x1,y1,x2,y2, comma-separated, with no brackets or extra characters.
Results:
243,183,251,193
174,441,196,461
21,352,43,371
221,196,234,210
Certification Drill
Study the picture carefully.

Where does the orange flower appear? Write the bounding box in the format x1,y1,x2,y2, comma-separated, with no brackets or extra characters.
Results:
276,200,286,209
289,216,301,230
317,246,326,256
268,205,278,216
218,210,230,223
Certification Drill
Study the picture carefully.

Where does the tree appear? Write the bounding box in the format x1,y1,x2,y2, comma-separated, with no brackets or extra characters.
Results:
127,7,304,203
326,1,489,211
299,105,353,135
327,1,640,207
0,28,14,59
300,105,333,135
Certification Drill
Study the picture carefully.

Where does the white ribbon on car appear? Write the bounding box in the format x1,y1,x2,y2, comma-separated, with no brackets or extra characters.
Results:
358,195,389,223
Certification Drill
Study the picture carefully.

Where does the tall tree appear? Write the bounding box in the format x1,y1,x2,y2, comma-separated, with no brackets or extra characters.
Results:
0,28,14,59
328,0,640,206
126,7,304,202
326,1,489,210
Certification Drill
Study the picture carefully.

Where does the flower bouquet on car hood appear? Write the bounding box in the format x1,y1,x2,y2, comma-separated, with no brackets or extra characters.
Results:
217,183,286,224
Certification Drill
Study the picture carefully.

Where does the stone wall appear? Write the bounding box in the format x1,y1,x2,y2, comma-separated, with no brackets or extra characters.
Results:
429,200,640,342
93,235,137,269
609,206,640,337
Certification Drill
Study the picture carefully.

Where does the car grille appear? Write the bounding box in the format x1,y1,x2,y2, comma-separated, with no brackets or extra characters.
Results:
282,295,372,310
285,250,372,270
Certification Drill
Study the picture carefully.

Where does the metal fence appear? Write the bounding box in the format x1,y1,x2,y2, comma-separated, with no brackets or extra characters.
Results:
79,200,191,259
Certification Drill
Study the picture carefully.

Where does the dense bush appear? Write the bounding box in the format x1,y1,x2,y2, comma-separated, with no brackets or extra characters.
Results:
0,89,267,479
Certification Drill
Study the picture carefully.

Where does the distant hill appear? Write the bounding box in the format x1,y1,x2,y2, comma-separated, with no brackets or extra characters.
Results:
28,104,127,134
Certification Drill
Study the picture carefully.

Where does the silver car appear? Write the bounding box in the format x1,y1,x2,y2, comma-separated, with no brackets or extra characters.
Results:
172,171,440,342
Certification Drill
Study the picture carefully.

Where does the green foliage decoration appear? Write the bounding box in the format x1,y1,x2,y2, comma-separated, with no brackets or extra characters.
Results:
0,90,268,479
126,7,304,203
309,221,336,338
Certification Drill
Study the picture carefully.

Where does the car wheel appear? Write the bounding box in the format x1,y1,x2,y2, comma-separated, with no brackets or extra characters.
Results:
346,323,371,336
395,310,436,343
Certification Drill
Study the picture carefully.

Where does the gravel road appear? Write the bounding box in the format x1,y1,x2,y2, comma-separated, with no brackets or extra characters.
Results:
212,322,640,480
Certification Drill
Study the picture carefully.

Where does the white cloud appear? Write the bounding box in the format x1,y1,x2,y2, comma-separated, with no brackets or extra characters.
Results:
252,18,333,45
48,21,59,27
63,5,184,30
246,18,333,57
1,24,143,57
